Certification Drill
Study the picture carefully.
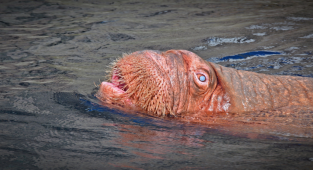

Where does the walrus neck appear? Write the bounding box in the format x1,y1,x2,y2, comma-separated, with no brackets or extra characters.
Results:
205,84,231,114
208,62,313,113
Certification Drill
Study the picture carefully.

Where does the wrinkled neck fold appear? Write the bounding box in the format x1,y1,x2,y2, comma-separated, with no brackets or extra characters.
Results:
209,62,313,113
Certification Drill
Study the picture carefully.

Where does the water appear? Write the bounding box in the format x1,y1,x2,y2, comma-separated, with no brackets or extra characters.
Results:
1,0,313,169
207,51,282,62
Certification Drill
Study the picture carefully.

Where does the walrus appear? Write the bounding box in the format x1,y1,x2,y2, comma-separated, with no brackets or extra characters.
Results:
96,50,313,120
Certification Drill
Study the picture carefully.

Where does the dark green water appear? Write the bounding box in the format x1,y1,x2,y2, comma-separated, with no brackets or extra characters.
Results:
1,0,313,169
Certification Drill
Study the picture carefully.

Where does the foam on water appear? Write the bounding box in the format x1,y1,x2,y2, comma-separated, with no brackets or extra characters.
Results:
300,34,313,38
192,46,207,51
245,25,268,29
206,37,255,46
287,17,313,21
285,47,300,51
271,26,294,31
246,22,295,31
263,46,275,49
253,32,266,36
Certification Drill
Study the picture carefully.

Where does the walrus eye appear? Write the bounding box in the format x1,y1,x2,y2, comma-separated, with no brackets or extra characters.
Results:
199,75,206,82
194,72,209,92
196,73,207,82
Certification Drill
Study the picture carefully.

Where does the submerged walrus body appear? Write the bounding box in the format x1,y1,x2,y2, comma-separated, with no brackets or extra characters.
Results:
96,50,313,121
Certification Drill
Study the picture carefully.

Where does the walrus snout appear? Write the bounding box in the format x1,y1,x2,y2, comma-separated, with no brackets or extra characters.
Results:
98,50,178,116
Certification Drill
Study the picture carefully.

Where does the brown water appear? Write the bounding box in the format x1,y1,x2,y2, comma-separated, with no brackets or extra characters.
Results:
1,0,313,169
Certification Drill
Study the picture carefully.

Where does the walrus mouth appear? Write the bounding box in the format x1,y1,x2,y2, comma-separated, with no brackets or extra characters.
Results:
111,68,128,92
95,62,131,106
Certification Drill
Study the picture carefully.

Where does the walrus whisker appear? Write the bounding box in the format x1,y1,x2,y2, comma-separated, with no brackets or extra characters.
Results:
94,82,98,88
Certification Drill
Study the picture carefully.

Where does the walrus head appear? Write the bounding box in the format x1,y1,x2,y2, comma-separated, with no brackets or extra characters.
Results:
96,50,223,117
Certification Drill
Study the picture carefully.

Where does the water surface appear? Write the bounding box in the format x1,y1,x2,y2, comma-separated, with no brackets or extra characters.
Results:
1,0,313,169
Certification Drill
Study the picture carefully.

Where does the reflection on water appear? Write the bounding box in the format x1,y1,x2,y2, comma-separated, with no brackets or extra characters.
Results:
207,51,282,62
1,0,313,169
1,92,313,169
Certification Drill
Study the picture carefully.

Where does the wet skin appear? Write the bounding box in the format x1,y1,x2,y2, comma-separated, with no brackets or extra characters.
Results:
96,50,313,119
